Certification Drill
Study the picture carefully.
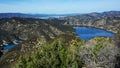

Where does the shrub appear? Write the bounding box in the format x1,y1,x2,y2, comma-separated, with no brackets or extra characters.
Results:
14,36,84,68
79,38,119,68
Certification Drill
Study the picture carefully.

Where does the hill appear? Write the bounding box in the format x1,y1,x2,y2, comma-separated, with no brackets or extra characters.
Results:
0,11,120,68
0,17,73,45
0,34,119,68
59,11,120,33
0,17,74,66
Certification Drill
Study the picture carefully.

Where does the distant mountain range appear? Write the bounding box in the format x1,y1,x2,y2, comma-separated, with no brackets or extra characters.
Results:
0,11,120,19
0,13,79,19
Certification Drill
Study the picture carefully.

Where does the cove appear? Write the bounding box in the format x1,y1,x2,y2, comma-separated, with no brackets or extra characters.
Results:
2,40,23,50
74,27,115,40
0,40,23,57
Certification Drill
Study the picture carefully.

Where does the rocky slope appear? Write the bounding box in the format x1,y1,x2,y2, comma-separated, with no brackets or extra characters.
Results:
0,17,74,67
59,11,120,33
0,17,74,45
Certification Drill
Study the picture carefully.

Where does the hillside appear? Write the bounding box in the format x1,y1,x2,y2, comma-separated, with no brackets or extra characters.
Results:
0,34,119,68
60,11,120,33
0,17,74,45
0,11,120,68
0,17,74,67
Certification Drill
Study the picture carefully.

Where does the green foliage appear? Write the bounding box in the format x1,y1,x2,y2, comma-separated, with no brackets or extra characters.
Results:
93,38,106,53
14,35,119,68
14,36,84,68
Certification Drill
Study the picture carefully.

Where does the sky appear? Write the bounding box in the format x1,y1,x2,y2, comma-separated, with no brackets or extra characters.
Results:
0,0,120,14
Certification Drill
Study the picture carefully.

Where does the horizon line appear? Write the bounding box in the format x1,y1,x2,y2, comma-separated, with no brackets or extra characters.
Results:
0,10,120,14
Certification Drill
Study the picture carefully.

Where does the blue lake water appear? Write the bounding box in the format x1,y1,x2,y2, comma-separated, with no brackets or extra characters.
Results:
74,27,115,40
0,40,23,57
3,40,23,50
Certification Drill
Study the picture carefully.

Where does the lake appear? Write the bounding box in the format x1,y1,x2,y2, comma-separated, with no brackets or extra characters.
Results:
74,27,115,40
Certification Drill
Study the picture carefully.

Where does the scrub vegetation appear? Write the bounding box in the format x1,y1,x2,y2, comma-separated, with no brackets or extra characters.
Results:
14,34,119,68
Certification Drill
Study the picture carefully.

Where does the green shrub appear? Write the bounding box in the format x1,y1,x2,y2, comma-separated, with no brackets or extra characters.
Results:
14,36,84,68
14,36,119,68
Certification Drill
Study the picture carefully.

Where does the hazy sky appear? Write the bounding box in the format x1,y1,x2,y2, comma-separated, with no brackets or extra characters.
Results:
0,0,120,14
